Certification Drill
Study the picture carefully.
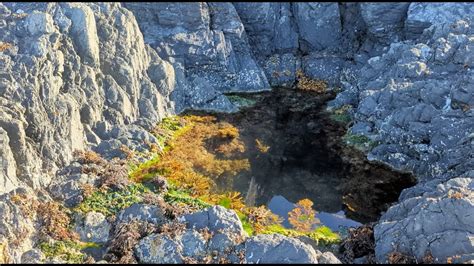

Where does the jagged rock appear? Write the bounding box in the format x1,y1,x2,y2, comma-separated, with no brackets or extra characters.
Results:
405,3,474,39
0,188,37,263
241,234,319,264
115,203,166,225
292,3,342,52
374,177,474,263
359,3,410,43
75,211,111,243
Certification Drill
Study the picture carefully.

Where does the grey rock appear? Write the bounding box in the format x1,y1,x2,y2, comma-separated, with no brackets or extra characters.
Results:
293,3,342,52
180,206,245,237
208,233,235,253
374,177,474,263
360,3,410,43
242,234,319,264
116,203,166,225
135,234,183,264
21,249,45,264
405,3,474,39
318,252,342,264
75,211,111,243
179,229,207,258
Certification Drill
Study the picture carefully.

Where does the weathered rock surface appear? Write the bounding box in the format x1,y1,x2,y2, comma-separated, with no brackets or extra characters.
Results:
75,211,111,243
329,17,474,263
1,2,474,264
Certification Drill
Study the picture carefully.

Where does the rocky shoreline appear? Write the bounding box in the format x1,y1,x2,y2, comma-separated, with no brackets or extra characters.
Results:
0,2,473,264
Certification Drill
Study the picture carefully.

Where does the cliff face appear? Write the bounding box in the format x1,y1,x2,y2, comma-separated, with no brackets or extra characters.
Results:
0,2,473,264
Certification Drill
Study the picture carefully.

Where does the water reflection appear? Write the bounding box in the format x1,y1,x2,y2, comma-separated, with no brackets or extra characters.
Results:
267,195,361,232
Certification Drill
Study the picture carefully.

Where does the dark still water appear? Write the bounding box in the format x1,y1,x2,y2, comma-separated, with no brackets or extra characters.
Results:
267,195,361,232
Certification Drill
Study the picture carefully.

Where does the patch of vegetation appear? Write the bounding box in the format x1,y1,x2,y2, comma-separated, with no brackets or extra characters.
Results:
261,224,340,246
288,199,320,232
255,139,270,153
226,94,257,108
0,42,13,52
295,69,327,93
343,132,379,151
39,241,86,264
37,201,79,242
126,114,341,245
330,105,353,125
75,183,150,216
164,188,212,210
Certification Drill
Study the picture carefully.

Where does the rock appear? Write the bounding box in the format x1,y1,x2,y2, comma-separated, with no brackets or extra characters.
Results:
180,206,245,237
75,211,111,243
318,252,342,264
25,12,55,36
135,234,183,264
208,233,235,253
405,3,474,39
374,177,474,263
292,3,342,52
0,189,37,263
179,229,207,258
359,3,410,43
63,3,100,66
242,234,319,264
21,249,45,264
116,203,166,225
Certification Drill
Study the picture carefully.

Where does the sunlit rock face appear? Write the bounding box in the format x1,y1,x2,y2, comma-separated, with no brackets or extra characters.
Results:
0,2,473,264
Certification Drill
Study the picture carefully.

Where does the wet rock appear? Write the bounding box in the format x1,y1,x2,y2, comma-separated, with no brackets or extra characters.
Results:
242,234,319,263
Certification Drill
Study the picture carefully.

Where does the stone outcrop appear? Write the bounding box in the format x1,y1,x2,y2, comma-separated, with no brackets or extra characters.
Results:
0,2,473,264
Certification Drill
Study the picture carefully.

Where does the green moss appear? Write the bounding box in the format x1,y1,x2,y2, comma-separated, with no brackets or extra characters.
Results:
164,188,212,209
330,105,352,125
308,226,340,245
226,95,257,108
237,212,255,236
129,155,165,182
343,133,379,151
75,183,150,216
39,241,85,263
330,113,352,124
260,224,340,246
